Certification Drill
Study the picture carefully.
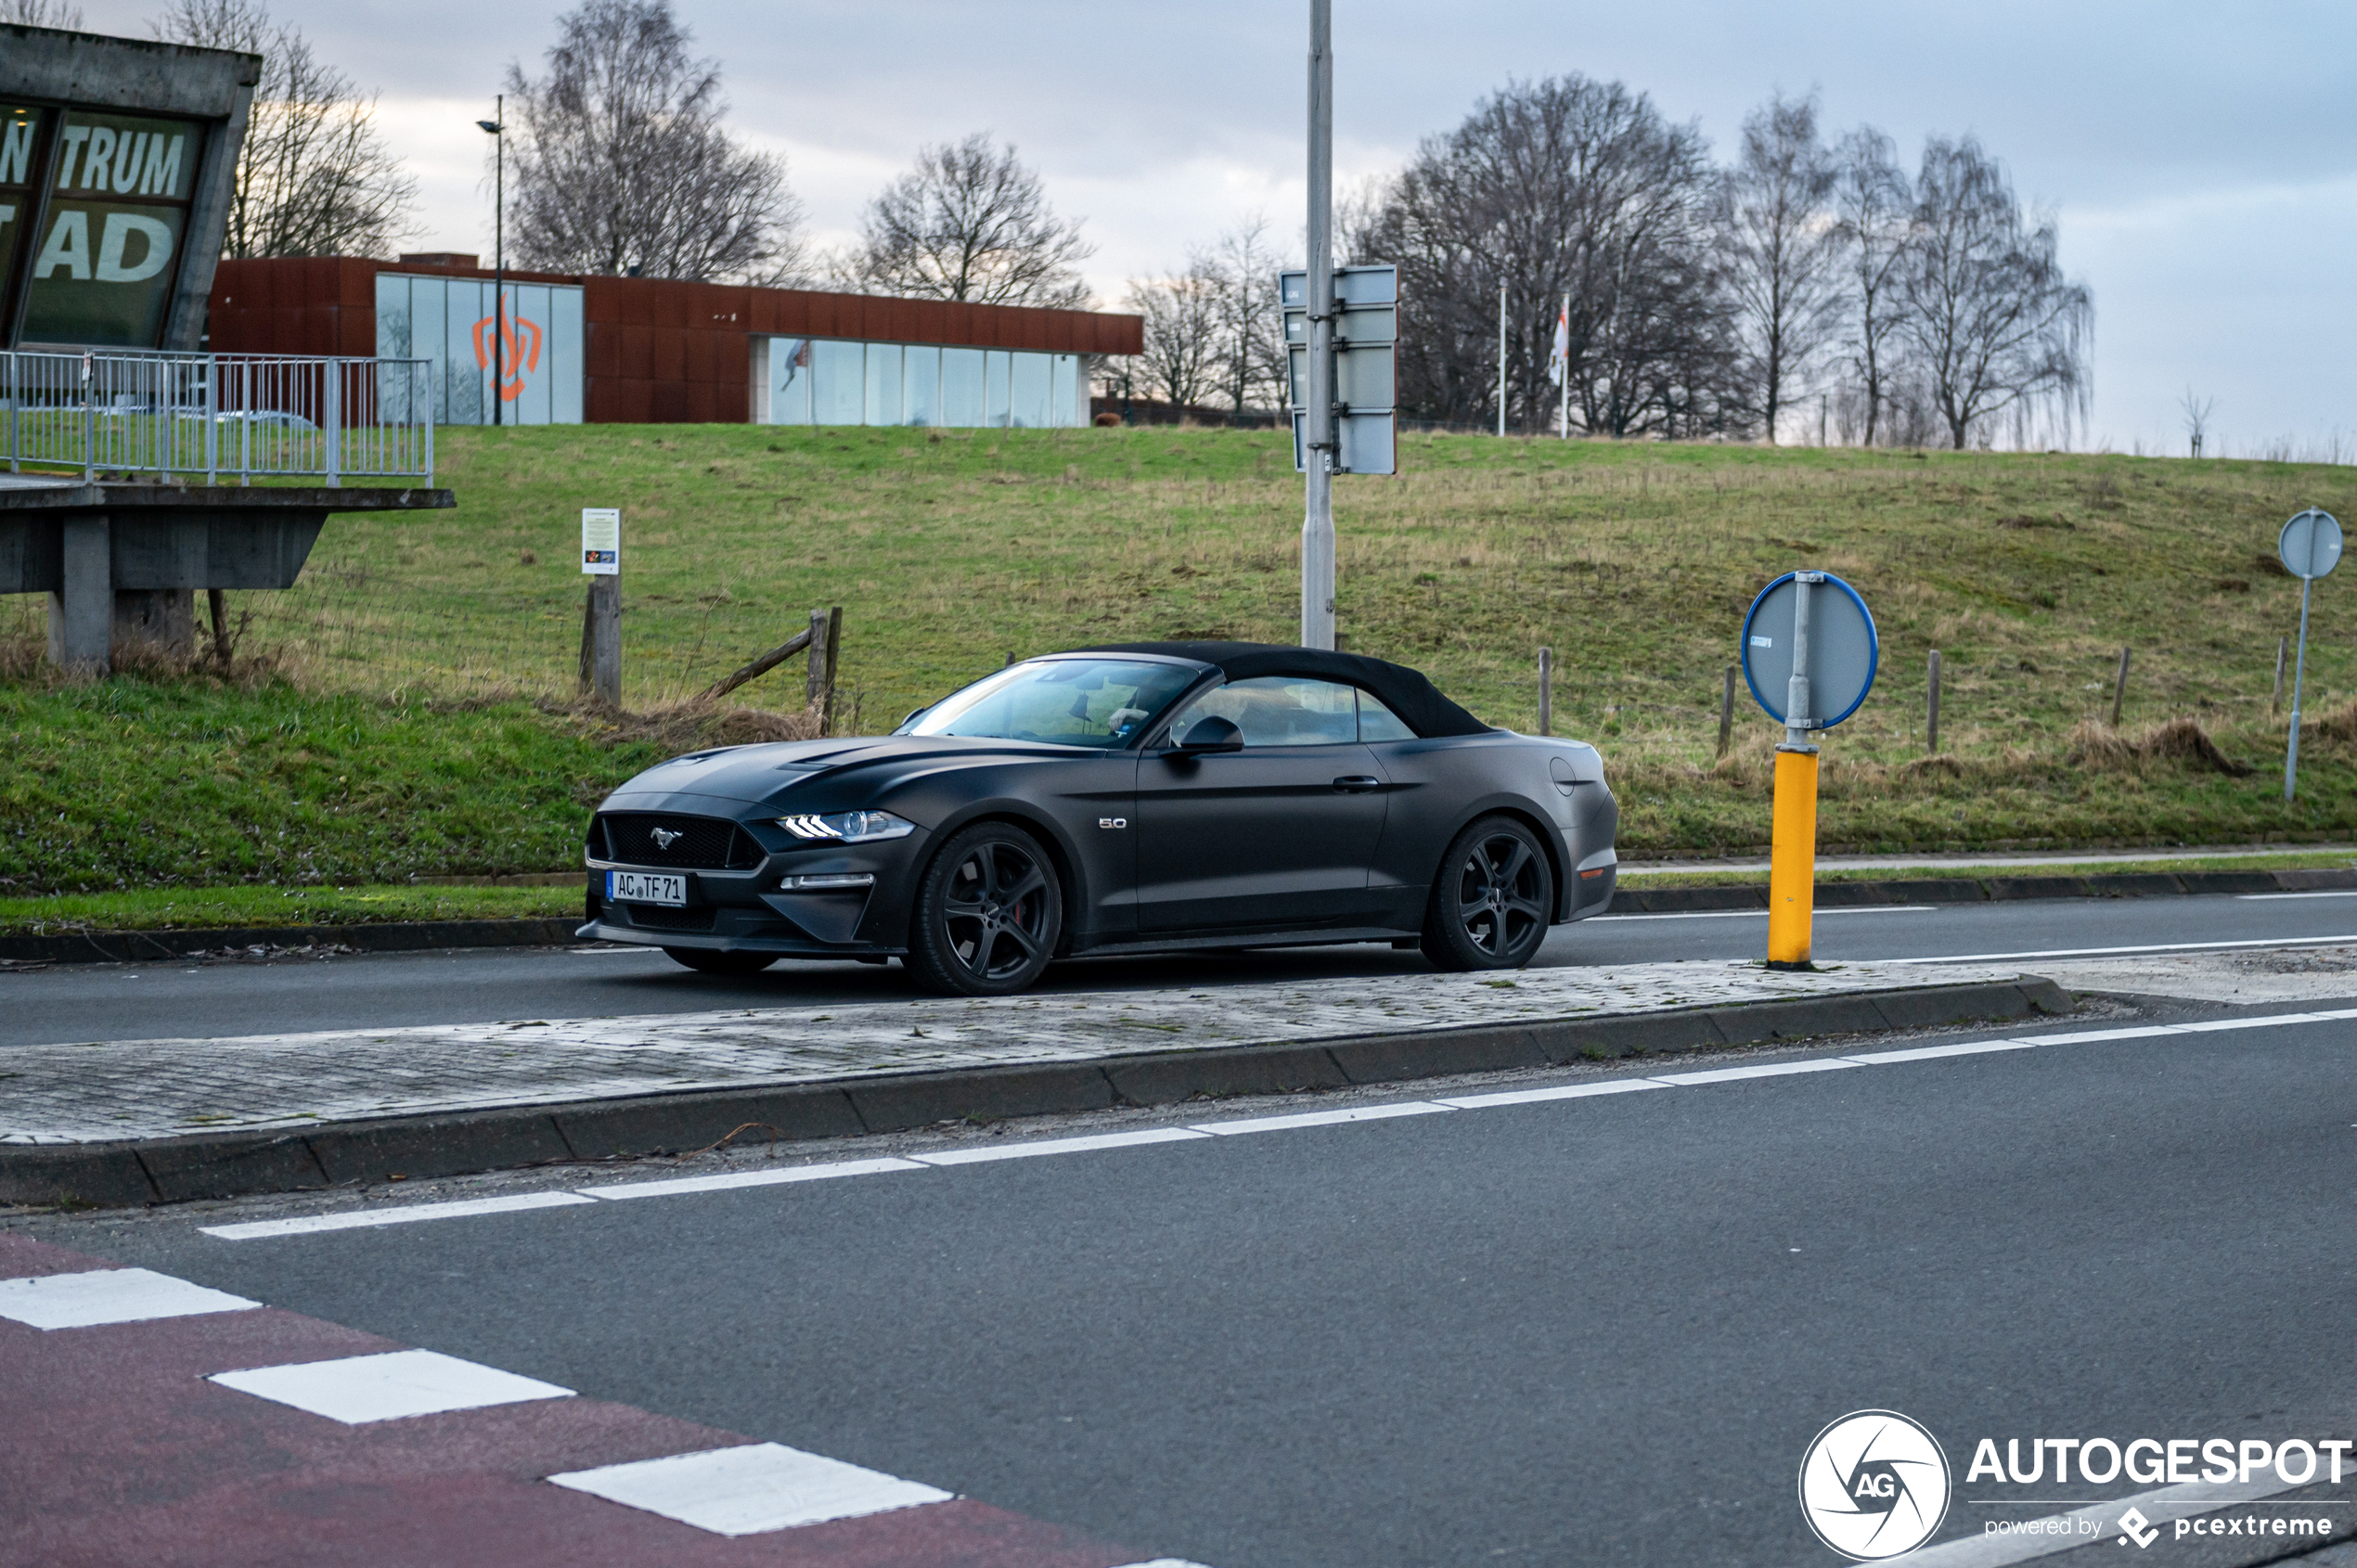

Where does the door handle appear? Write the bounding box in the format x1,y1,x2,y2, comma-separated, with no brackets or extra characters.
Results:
1333,776,1381,792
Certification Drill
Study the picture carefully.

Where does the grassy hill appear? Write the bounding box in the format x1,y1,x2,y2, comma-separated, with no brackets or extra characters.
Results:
7,423,2357,894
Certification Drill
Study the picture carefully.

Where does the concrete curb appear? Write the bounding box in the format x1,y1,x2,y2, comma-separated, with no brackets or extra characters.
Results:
0,977,2070,1209
1612,867,2357,913
6,867,2350,965
0,918,583,965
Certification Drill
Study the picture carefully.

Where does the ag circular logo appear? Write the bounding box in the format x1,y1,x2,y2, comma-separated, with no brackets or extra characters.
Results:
1798,1409,1951,1561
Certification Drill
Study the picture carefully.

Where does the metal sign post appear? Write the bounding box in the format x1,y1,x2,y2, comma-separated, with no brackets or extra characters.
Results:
1740,571,1879,970
2278,508,2343,802
1299,0,1335,651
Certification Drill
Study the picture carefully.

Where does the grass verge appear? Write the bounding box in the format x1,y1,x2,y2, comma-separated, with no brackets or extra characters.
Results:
0,882,578,935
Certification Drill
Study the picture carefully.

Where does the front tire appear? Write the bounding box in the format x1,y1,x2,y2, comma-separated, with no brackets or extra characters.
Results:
1420,815,1554,971
907,822,1063,996
663,947,778,975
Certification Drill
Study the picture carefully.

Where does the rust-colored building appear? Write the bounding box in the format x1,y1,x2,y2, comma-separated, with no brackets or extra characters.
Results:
205,253,1142,427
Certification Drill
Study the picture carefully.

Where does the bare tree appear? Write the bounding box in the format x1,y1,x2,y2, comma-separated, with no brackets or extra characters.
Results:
4,0,85,26
1207,213,1287,418
152,0,419,257
2179,387,2215,458
1831,126,1913,446
502,0,805,283
1717,91,1844,443
1900,136,2093,449
1124,260,1226,412
838,134,1092,308
1356,74,1736,436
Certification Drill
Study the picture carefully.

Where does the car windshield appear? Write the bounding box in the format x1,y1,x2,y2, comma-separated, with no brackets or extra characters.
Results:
900,658,1201,749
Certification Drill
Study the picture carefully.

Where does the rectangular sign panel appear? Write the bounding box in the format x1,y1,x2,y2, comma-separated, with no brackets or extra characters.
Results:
581,508,619,575
1282,264,1398,477
12,108,203,347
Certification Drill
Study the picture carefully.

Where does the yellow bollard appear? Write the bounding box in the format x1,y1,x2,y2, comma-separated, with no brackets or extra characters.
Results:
1767,744,1820,970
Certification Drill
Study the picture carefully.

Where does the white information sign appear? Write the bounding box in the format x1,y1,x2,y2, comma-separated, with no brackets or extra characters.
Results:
581,508,620,575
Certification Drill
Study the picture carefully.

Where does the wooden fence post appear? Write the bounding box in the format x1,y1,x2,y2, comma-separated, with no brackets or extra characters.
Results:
821,605,843,735
2273,636,2288,716
2110,645,2132,728
1926,649,1942,754
1717,664,1737,758
586,577,621,709
1537,647,1552,736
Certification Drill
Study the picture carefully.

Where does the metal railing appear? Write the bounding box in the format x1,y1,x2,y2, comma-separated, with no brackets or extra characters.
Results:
1,351,433,486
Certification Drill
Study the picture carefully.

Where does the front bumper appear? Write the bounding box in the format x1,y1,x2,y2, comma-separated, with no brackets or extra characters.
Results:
578,827,932,957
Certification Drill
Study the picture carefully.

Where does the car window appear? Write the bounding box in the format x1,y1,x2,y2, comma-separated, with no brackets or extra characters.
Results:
1357,690,1417,741
903,658,1200,748
1166,675,1362,747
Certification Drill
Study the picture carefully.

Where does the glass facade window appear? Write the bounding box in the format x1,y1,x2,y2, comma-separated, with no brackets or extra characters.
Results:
770,337,813,424
985,351,1011,428
863,341,901,427
1010,351,1050,429
17,109,205,348
811,340,864,426
903,344,940,426
941,347,986,427
754,337,1083,431
374,273,584,425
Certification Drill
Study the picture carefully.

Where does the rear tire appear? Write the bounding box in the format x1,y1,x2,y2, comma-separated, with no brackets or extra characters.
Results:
1419,815,1554,972
662,947,778,975
907,822,1063,996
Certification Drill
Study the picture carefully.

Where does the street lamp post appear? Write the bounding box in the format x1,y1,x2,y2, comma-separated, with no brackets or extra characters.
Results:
476,100,506,429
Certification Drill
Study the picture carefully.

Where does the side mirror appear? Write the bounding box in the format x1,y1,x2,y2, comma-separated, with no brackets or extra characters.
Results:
1174,716,1244,753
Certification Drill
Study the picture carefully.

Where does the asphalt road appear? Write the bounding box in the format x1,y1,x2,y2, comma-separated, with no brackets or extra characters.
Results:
8,888,2357,1047
37,1006,2357,1566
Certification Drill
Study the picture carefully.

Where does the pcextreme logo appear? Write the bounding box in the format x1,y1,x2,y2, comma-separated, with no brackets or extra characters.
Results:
1798,1409,1952,1561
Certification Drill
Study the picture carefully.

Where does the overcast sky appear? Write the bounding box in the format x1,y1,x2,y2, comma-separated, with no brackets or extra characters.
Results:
81,0,2357,456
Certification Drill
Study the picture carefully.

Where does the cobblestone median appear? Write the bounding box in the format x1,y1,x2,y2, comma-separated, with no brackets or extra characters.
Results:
2,960,2025,1145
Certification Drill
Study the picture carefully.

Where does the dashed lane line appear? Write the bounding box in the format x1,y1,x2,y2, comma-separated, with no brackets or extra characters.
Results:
1908,934,2357,964
192,1005,2357,1244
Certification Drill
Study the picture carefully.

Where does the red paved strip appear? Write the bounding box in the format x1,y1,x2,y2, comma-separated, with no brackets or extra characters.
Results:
1,1236,1141,1568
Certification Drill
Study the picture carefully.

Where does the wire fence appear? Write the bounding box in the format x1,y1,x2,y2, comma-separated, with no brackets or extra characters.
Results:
2,351,433,483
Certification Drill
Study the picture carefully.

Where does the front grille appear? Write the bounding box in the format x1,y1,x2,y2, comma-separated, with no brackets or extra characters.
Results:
597,813,761,869
621,904,717,932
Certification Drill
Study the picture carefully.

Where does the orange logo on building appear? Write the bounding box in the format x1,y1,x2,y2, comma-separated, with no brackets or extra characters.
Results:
471,301,543,402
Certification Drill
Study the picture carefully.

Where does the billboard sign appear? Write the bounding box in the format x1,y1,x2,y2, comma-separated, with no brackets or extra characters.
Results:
1,27,257,351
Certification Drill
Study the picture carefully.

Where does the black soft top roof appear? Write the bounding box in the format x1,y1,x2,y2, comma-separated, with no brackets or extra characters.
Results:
1074,640,1495,739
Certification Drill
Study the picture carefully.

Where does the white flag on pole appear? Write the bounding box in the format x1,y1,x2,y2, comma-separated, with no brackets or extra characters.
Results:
1548,303,1570,386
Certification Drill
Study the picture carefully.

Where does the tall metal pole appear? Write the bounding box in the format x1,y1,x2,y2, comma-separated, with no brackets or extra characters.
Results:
492,94,505,429
2286,575,2313,801
1495,276,1508,438
1558,290,1569,439
1299,0,1335,650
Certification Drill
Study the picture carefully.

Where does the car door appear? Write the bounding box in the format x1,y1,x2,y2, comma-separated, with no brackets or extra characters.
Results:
1133,675,1390,932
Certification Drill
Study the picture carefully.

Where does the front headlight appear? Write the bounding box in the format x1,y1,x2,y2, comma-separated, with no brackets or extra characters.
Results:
776,810,917,843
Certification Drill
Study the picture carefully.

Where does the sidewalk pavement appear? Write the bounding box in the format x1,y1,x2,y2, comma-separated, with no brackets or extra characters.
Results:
0,959,2066,1206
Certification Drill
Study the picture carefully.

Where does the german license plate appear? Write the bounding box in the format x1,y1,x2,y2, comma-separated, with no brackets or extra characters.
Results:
608,870,686,906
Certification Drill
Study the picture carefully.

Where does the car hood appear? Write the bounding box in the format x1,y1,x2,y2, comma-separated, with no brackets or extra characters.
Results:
599,734,1107,811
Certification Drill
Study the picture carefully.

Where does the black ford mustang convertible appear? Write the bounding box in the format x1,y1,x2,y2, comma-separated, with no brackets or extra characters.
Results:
579,641,1619,994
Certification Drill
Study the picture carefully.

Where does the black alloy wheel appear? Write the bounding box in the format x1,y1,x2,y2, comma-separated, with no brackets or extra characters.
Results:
662,947,779,975
1421,815,1554,971
908,822,1063,996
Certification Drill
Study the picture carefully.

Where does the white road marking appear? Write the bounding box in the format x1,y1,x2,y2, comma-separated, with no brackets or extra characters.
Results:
547,1441,951,1535
1903,1474,2312,1566
1911,933,2357,963
1650,1059,1861,1086
1593,906,1935,920
911,1127,1210,1166
0,1267,259,1330
1191,1102,1453,1135
200,1190,597,1240
580,1156,922,1200
210,1348,573,1423
2238,889,2357,899
1437,1080,1668,1109
1842,1039,2041,1065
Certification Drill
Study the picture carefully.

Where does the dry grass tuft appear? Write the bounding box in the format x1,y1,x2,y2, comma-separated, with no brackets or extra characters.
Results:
2069,716,2254,777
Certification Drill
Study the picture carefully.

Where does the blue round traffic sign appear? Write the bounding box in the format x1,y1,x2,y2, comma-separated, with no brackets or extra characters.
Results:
1741,572,1879,730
